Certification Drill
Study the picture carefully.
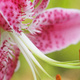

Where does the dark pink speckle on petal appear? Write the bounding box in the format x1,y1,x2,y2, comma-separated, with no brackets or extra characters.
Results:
0,40,20,80
0,0,34,33
33,0,50,14
28,8,80,54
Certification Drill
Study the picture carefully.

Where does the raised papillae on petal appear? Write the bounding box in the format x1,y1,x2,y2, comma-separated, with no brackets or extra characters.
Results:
28,8,80,54
0,40,20,80
33,0,50,14
0,0,34,33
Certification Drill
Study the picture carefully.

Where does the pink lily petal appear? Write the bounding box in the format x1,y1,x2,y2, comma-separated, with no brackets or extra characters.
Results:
33,0,50,14
0,0,34,33
33,0,40,7
22,0,34,18
28,8,80,54
0,40,20,80
0,1,21,33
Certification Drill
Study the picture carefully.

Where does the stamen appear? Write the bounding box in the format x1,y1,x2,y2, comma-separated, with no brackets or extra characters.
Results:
10,33,54,79
56,74,61,80
18,32,80,68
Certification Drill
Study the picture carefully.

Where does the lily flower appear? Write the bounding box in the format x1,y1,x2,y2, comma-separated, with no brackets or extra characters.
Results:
0,0,80,80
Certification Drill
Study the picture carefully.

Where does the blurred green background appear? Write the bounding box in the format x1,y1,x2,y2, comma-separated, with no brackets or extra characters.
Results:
11,0,80,80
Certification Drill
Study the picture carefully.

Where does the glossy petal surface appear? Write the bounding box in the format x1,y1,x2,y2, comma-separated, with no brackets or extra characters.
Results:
28,8,80,54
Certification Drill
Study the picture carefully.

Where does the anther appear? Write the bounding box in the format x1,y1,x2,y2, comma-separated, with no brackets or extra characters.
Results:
56,74,61,80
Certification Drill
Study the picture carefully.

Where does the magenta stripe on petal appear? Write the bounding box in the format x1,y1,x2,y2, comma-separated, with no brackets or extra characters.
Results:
28,8,80,54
